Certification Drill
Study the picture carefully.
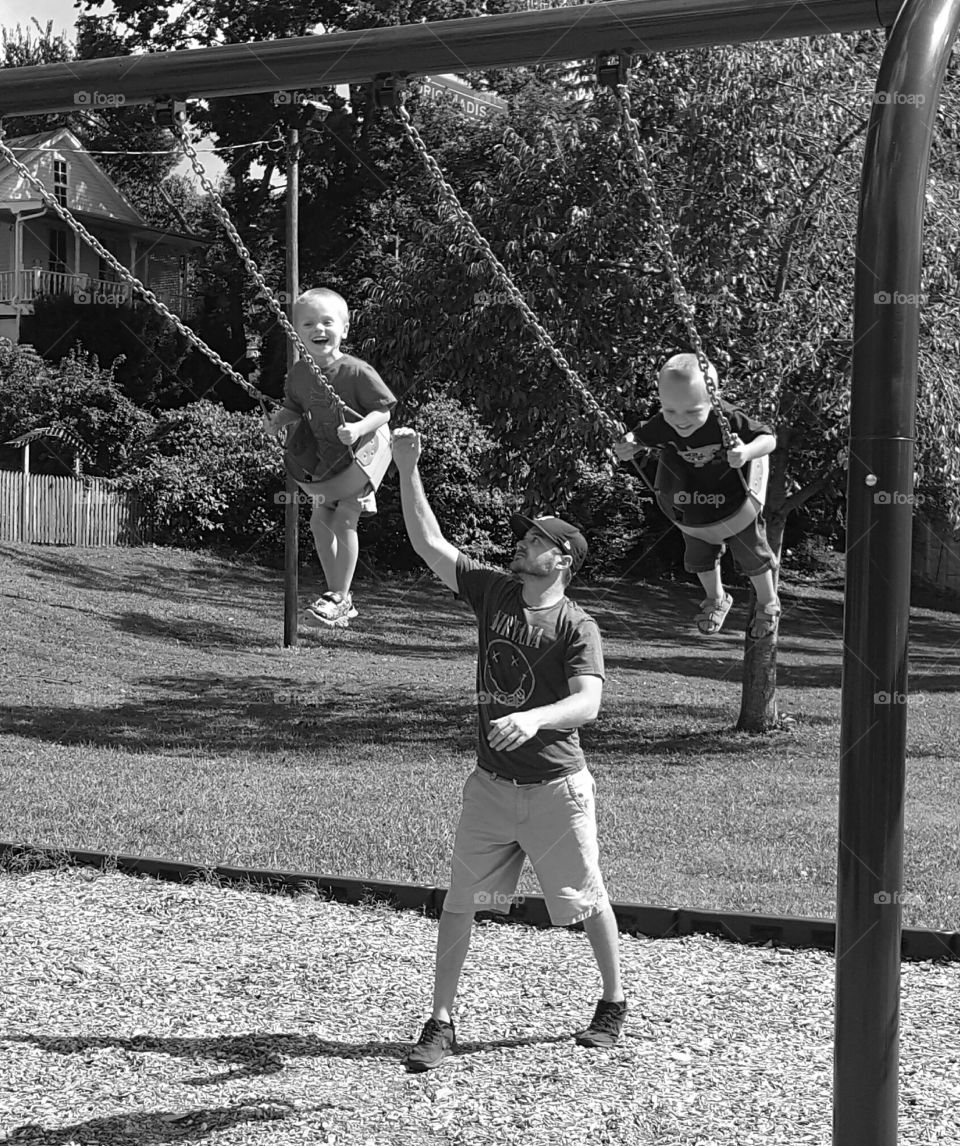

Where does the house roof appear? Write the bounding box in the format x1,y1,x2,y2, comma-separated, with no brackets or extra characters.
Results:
0,127,150,228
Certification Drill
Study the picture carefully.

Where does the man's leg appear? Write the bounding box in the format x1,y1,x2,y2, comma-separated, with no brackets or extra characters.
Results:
431,908,476,1023
405,908,475,1072
582,904,625,1003
523,774,627,1049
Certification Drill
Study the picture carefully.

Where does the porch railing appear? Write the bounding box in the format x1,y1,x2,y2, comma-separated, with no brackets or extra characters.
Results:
0,267,193,316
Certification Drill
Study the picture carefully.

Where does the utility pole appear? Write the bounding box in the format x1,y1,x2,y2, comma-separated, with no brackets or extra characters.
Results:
283,123,300,648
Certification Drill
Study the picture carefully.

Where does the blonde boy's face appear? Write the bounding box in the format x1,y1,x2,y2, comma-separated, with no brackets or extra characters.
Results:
294,295,349,366
658,373,712,437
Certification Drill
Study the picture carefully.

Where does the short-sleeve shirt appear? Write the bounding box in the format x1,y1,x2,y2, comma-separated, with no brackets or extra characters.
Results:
282,353,396,483
455,556,605,782
635,400,772,526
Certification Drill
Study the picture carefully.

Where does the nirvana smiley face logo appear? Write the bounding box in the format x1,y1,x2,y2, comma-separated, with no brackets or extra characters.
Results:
482,640,534,708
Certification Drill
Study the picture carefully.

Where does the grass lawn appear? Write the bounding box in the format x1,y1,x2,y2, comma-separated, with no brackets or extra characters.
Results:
1,540,959,931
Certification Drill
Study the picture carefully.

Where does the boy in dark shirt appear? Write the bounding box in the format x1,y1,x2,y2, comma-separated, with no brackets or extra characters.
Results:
615,353,779,637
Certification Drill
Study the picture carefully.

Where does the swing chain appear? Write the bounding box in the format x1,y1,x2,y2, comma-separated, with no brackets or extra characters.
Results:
393,96,625,443
167,121,350,419
0,124,268,407
612,83,737,450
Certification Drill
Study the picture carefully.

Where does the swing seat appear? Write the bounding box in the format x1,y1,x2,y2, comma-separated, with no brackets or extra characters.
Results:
657,455,769,545
292,423,393,505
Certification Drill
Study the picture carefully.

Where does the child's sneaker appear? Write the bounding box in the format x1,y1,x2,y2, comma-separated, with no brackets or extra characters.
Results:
575,998,628,1048
405,1017,456,1072
303,591,355,628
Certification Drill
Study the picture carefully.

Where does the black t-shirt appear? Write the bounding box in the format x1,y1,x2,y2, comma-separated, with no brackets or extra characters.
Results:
635,401,772,526
456,557,605,782
282,354,396,482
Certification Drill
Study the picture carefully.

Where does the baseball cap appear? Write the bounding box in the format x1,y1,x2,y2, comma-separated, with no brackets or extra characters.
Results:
510,514,588,574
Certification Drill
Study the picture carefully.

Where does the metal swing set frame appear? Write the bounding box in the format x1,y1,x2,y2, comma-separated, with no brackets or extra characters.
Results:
0,2,957,1143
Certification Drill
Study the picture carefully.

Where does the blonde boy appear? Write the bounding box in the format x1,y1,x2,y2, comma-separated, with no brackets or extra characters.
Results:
615,353,779,636
264,288,396,628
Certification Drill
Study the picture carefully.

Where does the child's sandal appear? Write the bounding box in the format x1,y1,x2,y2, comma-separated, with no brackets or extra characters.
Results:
695,593,734,636
749,601,781,639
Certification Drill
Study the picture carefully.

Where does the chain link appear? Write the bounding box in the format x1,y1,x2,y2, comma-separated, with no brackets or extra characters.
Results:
394,99,625,441
0,126,269,406
170,123,349,417
613,84,736,449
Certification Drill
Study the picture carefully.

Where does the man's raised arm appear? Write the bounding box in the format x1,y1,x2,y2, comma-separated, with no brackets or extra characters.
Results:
391,428,461,593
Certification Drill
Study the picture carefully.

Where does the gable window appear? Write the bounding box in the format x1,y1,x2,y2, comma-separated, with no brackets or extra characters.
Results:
53,158,68,206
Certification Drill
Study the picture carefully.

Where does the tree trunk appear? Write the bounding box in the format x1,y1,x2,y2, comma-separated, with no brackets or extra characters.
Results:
737,505,786,732
738,588,779,730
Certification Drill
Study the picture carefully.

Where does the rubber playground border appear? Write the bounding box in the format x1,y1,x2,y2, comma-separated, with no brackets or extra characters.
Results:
3,841,958,961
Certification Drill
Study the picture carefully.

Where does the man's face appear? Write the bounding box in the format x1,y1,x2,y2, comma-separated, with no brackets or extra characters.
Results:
509,529,563,577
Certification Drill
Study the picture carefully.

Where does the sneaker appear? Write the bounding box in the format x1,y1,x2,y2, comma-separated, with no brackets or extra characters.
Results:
575,998,627,1048
405,1017,456,1072
303,592,355,628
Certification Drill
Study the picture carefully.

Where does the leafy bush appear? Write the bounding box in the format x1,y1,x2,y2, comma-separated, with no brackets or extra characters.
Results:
0,339,154,476
560,459,682,579
364,396,513,570
131,401,285,553
21,294,192,408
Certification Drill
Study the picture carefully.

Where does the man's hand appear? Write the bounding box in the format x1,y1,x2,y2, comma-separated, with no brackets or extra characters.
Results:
726,435,749,469
488,711,541,752
391,427,422,476
337,423,362,447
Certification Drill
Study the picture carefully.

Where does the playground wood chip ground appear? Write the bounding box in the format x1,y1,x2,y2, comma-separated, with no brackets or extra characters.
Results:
0,868,958,1145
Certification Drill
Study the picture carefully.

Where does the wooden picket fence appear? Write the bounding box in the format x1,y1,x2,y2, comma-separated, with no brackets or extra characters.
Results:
0,470,144,546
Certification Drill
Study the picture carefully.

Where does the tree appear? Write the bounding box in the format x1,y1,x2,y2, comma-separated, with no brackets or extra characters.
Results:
355,35,960,728
0,340,155,476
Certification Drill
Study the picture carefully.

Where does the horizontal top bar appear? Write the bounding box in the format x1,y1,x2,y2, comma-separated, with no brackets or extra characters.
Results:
0,0,901,115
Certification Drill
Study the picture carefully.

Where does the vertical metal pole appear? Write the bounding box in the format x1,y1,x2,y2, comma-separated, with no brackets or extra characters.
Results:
834,2,960,1143
283,125,300,648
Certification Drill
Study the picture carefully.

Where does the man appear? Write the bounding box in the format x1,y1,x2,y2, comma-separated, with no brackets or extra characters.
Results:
391,427,626,1073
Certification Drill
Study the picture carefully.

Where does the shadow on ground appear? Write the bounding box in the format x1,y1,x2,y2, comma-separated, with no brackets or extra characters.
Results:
8,1029,571,1082
0,675,768,758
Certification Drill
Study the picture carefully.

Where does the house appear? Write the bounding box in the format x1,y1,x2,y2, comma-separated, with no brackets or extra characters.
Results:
0,127,205,344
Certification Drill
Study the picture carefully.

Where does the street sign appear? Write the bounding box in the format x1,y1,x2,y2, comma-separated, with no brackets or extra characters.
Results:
421,74,507,121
